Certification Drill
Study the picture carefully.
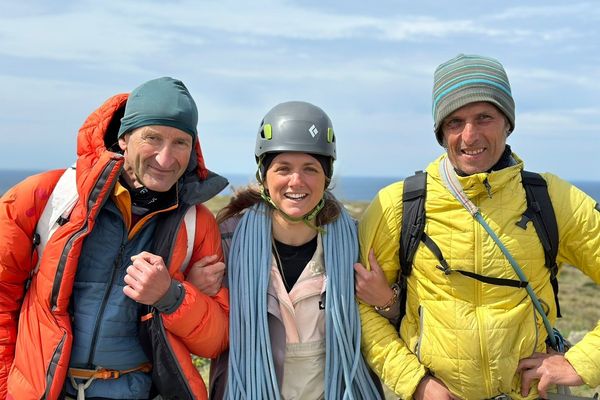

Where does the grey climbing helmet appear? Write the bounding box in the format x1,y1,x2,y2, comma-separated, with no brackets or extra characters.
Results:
255,101,336,224
255,101,336,168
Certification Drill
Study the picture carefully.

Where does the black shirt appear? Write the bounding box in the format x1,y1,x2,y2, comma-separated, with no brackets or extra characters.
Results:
272,235,318,292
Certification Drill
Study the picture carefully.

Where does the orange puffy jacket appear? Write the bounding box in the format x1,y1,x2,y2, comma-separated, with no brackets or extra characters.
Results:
0,93,229,400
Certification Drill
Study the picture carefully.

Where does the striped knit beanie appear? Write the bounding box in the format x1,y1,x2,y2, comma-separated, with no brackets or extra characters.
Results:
432,54,515,145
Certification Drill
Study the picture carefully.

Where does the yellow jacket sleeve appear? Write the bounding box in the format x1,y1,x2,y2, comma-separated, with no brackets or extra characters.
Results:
546,174,600,386
358,182,428,399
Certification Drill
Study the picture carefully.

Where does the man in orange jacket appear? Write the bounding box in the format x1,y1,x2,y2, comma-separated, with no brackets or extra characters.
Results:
0,77,229,400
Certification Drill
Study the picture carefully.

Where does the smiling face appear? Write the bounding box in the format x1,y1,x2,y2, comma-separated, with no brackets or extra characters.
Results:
118,125,193,192
264,152,326,221
441,101,510,175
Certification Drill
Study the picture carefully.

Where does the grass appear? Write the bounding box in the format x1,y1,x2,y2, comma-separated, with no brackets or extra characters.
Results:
203,196,600,397
556,266,600,339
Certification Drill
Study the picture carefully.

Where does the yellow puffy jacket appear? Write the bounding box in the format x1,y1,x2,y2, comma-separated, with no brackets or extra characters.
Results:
359,154,600,399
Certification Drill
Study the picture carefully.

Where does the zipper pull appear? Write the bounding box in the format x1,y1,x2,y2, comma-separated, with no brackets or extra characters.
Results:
483,178,492,198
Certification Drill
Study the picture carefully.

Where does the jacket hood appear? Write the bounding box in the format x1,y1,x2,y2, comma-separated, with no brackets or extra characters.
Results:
75,93,228,204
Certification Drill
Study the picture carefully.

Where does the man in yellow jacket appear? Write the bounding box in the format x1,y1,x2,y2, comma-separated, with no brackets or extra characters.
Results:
356,54,600,399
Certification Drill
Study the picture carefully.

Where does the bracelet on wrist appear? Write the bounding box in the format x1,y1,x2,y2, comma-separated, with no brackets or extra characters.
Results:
374,283,400,312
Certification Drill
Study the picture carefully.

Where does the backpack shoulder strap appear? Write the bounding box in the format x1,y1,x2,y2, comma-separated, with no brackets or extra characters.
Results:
399,171,428,279
518,170,561,316
34,166,79,273
181,205,197,273
152,203,199,275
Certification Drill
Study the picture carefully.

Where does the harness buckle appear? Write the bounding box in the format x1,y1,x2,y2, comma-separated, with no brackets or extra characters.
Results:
68,362,153,399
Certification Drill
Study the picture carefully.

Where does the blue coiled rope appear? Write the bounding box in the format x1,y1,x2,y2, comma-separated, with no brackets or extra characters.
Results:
226,202,381,399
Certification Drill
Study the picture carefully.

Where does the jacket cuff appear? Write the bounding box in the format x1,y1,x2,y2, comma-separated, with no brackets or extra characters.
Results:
565,343,600,387
153,279,185,315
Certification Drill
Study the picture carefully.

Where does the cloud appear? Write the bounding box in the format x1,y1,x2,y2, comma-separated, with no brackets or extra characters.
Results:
0,0,585,73
512,66,600,92
0,14,166,73
0,0,598,180
518,108,600,139
492,3,600,20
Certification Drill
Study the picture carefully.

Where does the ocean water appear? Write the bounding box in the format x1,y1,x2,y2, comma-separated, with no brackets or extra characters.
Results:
1,169,599,203
221,173,410,203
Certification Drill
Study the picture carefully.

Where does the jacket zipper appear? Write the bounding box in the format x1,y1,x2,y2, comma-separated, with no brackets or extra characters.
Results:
151,213,194,400
50,160,121,308
155,309,194,399
43,332,67,399
87,242,126,367
46,158,122,394
87,196,156,367
476,306,493,398
416,306,424,361
483,177,492,198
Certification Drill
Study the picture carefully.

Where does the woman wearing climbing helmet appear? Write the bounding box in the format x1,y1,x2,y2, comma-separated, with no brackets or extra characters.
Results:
204,101,382,399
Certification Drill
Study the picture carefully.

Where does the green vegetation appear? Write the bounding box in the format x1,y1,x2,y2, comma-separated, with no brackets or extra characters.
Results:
204,195,231,216
201,196,600,397
555,266,600,397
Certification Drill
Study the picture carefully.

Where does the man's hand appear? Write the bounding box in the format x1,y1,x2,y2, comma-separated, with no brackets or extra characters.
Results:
123,251,172,305
186,254,225,296
354,249,394,307
414,375,458,400
517,352,584,398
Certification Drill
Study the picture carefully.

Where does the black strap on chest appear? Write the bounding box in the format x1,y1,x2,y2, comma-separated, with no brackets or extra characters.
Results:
398,171,428,278
397,169,561,320
518,171,561,316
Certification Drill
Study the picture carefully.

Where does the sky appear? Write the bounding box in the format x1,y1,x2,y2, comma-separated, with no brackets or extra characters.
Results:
0,1,598,181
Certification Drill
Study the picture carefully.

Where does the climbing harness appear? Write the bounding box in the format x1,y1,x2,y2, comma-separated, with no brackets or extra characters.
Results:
68,362,152,400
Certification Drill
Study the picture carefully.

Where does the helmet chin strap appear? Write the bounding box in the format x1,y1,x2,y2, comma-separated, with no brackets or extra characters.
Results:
259,186,326,233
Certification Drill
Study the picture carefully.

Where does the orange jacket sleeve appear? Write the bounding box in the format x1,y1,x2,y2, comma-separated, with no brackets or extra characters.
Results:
0,170,62,398
160,204,229,358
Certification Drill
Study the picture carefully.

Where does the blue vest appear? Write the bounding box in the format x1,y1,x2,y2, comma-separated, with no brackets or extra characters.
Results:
67,199,156,399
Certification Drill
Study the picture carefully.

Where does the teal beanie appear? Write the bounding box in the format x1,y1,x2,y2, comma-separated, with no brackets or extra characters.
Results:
432,54,515,145
118,77,198,138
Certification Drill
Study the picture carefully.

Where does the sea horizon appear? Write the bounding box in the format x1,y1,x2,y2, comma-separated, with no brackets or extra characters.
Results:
1,169,599,203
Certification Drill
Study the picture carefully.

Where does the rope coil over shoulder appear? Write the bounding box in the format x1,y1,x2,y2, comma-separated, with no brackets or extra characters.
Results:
226,202,381,399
